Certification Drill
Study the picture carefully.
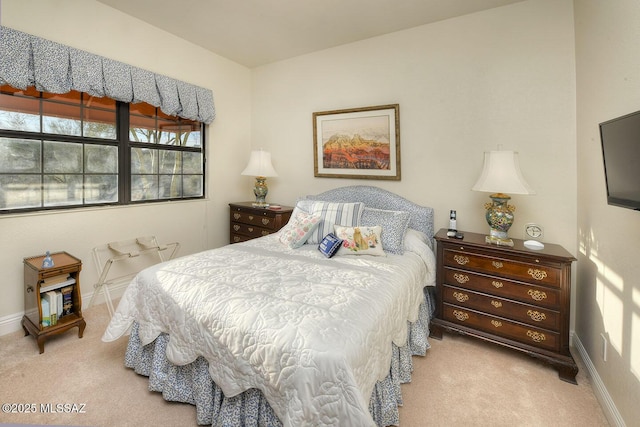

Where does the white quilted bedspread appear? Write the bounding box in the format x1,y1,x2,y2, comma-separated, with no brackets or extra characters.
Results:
103,233,435,427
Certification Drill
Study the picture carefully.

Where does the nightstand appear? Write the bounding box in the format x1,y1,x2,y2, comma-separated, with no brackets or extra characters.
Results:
229,202,293,243
430,229,578,384
22,252,86,354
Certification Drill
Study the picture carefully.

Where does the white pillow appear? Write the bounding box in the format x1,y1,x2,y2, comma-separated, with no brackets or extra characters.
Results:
290,199,315,218
404,228,429,246
334,225,386,257
306,201,364,244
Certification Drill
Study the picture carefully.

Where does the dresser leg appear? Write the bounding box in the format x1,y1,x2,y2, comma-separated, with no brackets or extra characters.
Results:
556,364,578,385
429,323,443,339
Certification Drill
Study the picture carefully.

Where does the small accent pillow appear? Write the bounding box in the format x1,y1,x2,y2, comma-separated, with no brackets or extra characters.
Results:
279,211,321,248
334,225,385,256
306,201,364,244
318,233,343,258
361,207,411,254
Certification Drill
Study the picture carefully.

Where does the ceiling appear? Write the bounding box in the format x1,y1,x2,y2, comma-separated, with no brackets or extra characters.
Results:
95,0,524,68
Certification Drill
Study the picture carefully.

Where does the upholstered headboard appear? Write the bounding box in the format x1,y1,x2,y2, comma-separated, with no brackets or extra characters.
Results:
304,185,435,248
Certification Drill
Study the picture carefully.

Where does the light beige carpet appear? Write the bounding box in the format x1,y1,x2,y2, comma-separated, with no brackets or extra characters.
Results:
0,302,610,427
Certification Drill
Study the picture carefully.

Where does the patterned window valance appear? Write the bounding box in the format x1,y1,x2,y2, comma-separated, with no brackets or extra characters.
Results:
0,26,215,124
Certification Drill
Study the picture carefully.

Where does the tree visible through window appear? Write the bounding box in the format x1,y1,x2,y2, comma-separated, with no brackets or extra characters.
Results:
0,85,205,213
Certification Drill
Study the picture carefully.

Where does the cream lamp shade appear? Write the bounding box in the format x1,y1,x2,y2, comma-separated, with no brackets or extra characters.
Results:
472,150,534,246
241,149,278,207
241,149,278,178
472,150,535,195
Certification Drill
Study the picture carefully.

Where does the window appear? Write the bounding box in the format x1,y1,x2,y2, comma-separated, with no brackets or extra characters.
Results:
0,85,205,213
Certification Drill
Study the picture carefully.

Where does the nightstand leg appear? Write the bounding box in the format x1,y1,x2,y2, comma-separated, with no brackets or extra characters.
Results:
21,318,29,337
78,318,86,338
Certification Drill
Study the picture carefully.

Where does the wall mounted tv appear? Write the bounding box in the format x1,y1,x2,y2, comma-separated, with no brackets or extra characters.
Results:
599,110,640,211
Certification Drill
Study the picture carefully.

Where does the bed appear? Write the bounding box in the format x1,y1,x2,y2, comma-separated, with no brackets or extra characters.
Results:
103,185,436,426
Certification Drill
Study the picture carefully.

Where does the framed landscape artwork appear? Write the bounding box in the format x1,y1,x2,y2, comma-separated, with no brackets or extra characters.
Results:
313,104,400,180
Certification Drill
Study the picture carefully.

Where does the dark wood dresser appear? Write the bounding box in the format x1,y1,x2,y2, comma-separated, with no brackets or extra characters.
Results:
430,229,578,383
229,202,293,243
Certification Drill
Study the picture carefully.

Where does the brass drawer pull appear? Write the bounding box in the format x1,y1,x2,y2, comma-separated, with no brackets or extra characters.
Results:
527,289,547,301
453,291,469,303
233,225,240,231
527,310,546,322
453,310,469,321
248,227,254,232
492,261,503,269
528,268,548,281
491,300,502,308
248,215,254,220
453,255,469,265
261,231,270,236
262,218,270,225
491,320,502,328
492,281,503,288
453,273,470,284
527,330,546,343
233,236,241,242
233,213,241,220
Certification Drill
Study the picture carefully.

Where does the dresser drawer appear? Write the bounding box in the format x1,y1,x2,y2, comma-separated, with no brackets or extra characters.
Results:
443,249,561,288
230,210,279,230
442,303,559,352
231,233,252,244
231,222,273,238
444,268,560,309
443,285,560,331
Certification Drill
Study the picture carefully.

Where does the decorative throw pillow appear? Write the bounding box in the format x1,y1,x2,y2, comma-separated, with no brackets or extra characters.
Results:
305,201,364,244
318,233,343,258
278,211,321,248
290,199,315,218
334,225,385,256
361,207,411,254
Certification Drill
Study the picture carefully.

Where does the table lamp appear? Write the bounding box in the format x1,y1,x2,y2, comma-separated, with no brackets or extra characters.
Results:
471,149,534,246
241,149,278,207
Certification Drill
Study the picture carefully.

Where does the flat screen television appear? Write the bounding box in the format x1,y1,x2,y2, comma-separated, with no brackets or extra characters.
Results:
599,110,640,211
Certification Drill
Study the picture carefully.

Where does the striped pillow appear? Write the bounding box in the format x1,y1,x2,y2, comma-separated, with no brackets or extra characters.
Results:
306,201,364,244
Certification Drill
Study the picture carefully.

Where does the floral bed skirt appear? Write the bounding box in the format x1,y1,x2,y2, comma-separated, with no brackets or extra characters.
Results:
124,288,434,426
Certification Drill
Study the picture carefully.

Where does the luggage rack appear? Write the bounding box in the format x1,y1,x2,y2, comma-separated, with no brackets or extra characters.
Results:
89,236,179,316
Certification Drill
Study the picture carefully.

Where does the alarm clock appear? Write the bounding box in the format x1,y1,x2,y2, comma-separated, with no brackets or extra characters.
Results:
525,223,543,240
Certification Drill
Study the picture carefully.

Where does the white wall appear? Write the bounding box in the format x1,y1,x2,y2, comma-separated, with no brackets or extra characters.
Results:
0,0,252,329
253,0,577,313
574,0,640,425
253,0,576,248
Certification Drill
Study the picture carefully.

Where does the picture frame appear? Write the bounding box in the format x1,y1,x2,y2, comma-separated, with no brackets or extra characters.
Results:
313,104,400,180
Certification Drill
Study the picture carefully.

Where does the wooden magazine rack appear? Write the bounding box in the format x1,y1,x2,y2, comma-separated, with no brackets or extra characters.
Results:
89,236,179,316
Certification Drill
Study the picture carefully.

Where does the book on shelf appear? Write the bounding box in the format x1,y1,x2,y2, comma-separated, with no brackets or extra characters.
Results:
41,297,50,327
40,277,76,293
43,273,70,286
56,291,63,320
60,285,74,316
42,291,58,325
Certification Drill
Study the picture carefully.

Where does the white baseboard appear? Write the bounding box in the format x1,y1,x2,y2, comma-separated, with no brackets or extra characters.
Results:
572,333,626,427
0,311,25,337
0,281,130,337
